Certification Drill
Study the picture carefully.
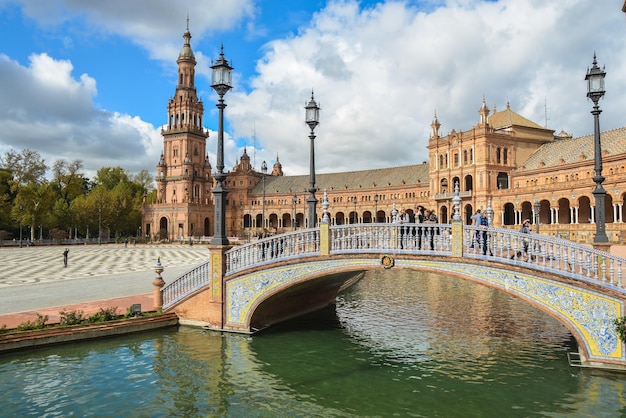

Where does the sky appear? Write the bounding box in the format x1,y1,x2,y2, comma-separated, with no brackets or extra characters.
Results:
0,0,625,181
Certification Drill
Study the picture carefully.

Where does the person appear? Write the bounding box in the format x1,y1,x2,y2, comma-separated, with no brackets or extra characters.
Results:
520,219,531,255
63,248,69,267
399,208,409,249
423,209,438,250
478,212,491,255
415,206,425,249
469,209,482,248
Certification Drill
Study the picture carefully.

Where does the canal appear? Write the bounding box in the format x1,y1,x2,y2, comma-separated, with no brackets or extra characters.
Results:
1,269,624,416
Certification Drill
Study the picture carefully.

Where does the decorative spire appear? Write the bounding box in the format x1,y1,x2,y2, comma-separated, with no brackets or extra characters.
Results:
479,96,490,125
431,110,441,138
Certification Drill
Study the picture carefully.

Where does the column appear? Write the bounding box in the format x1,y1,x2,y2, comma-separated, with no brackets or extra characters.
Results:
554,207,559,225
591,206,596,224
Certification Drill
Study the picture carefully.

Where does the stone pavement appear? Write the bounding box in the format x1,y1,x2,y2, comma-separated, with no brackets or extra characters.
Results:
0,243,209,329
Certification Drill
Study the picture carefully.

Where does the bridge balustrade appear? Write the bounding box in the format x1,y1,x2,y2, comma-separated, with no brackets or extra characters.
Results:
162,260,210,309
161,223,626,311
464,225,625,292
226,229,320,275
330,223,452,254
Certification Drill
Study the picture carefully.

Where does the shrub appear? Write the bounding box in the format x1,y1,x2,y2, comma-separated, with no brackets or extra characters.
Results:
614,317,626,343
87,307,119,323
16,313,48,331
59,309,85,326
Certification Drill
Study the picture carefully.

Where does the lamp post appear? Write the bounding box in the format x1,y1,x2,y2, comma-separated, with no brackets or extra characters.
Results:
292,194,298,230
585,54,609,243
374,194,379,223
18,204,23,248
533,198,540,234
352,196,357,224
98,206,102,245
305,91,320,228
261,160,267,235
210,46,233,246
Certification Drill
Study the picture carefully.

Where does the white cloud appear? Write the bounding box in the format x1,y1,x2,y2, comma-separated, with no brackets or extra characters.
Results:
0,52,160,178
226,0,626,175
2,0,625,181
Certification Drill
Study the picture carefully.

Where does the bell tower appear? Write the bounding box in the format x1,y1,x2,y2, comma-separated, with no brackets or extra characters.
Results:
143,21,213,241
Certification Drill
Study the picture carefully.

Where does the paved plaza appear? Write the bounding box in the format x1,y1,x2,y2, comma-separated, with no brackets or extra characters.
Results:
0,244,209,322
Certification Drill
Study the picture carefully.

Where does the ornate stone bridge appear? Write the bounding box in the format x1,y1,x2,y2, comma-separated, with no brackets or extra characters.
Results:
157,220,626,370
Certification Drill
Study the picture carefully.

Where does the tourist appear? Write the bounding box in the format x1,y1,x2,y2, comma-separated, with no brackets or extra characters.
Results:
520,219,531,254
423,209,438,250
479,212,491,255
63,248,69,267
470,209,482,248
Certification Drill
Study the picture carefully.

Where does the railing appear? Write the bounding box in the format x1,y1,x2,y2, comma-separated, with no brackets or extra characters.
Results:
162,260,210,310
329,224,452,255
225,229,320,276
464,225,626,292
163,222,626,310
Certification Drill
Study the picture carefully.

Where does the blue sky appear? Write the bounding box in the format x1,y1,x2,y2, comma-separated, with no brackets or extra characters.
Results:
0,0,625,179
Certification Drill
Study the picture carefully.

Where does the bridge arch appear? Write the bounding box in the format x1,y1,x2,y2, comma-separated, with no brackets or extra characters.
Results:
223,256,623,366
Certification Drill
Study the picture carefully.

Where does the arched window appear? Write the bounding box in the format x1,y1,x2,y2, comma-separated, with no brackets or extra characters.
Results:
503,148,508,165
496,147,501,164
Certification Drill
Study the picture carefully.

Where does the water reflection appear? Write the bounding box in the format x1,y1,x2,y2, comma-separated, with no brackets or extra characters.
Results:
1,270,625,417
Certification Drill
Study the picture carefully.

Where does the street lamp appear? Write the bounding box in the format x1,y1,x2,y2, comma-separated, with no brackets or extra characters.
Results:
585,54,608,243
305,91,320,228
18,204,23,248
374,194,379,223
98,206,102,245
292,194,298,230
261,160,267,235
352,196,357,224
533,198,540,234
210,45,233,246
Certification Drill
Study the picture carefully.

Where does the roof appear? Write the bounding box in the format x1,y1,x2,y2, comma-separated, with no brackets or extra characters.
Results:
252,163,430,195
488,103,545,130
519,126,626,170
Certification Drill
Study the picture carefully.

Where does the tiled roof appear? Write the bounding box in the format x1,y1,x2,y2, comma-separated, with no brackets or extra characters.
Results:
253,163,430,195
519,126,626,170
488,105,545,130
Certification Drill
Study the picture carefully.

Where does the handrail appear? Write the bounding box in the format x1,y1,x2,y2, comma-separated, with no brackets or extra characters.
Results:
329,223,452,255
162,260,210,310
225,229,320,276
464,225,626,292
162,223,626,310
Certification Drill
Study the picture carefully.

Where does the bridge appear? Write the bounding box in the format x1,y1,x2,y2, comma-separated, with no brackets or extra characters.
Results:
154,218,626,370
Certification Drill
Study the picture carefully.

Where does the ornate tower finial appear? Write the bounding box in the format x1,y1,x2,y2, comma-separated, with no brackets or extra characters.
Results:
479,96,490,125
431,110,441,138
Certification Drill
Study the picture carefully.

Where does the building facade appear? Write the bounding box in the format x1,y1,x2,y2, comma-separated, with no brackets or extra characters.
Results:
143,28,626,244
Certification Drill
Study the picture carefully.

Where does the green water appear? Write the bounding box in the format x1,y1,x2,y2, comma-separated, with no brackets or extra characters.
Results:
1,270,625,417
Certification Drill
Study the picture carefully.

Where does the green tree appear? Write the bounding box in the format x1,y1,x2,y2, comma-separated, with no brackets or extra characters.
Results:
1,149,47,190
0,168,14,230
131,169,154,195
13,183,56,241
94,167,130,190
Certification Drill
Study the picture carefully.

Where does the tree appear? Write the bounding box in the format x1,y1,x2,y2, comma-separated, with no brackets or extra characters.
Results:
0,168,14,229
94,167,130,190
52,159,86,207
14,183,56,241
1,149,47,190
131,169,154,195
